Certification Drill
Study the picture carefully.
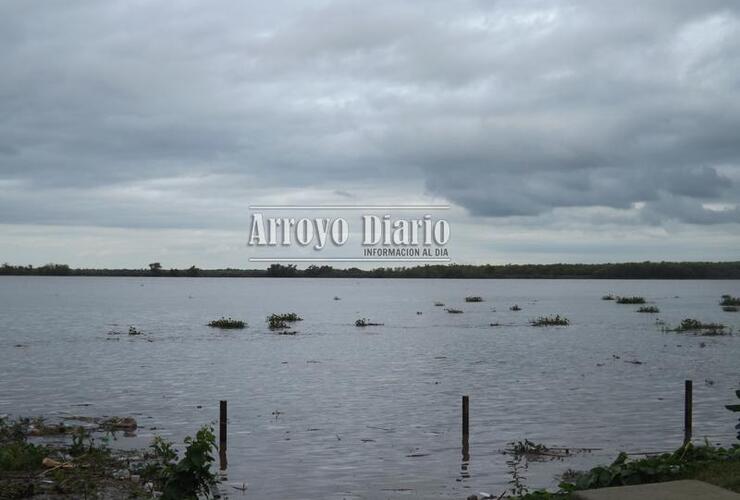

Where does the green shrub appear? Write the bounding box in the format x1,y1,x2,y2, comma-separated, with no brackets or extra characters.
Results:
147,426,218,500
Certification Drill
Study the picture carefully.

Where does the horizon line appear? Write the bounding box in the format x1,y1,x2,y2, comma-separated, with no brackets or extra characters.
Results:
248,204,450,210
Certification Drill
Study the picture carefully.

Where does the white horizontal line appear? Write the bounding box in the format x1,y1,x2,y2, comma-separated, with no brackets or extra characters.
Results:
249,258,451,262
248,205,450,210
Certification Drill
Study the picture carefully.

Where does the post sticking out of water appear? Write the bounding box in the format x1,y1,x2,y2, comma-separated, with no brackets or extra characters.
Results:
462,395,469,441
463,396,470,462
684,380,692,446
219,400,228,470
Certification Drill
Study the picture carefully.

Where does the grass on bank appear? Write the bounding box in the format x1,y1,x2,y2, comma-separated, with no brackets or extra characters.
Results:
0,416,219,500
503,442,740,499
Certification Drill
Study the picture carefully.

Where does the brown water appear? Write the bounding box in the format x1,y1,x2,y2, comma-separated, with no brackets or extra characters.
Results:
1,277,739,498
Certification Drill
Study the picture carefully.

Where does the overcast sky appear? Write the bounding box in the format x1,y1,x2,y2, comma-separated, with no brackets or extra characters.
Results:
1,0,739,268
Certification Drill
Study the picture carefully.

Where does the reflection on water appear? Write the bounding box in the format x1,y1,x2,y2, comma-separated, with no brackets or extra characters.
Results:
1,277,739,499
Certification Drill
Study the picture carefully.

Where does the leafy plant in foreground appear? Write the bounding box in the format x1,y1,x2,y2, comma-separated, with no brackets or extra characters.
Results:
145,426,218,500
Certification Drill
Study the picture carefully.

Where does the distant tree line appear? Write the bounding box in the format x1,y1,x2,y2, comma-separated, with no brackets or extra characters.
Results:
1,261,740,279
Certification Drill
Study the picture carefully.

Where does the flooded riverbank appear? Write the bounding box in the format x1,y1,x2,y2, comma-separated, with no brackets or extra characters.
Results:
1,277,738,498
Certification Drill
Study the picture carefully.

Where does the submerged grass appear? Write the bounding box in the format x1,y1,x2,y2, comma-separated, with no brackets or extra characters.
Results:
208,317,246,329
530,315,569,327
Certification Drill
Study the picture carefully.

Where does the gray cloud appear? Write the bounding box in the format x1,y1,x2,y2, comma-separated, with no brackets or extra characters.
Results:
0,0,739,239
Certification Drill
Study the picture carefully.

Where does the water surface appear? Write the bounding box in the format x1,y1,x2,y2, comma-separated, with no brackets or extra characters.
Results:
1,277,739,498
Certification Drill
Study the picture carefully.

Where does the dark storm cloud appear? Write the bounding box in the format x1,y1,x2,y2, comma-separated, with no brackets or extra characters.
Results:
0,0,739,228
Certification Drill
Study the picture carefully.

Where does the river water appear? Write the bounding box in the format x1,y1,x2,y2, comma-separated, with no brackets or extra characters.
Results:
1,277,738,498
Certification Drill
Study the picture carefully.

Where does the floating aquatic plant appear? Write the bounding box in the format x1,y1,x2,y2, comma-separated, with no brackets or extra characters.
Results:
445,308,463,314
665,318,729,336
355,318,383,327
602,294,615,301
465,296,483,302
720,295,740,306
510,304,521,311
434,302,445,307
723,305,738,312
266,313,302,331
637,306,660,313
128,326,144,335
207,317,246,329
530,315,569,327
616,296,646,304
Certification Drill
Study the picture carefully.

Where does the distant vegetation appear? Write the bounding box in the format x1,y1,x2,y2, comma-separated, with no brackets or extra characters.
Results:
208,317,246,329
637,306,660,313
3,261,740,279
616,296,646,304
530,315,569,327
723,306,738,312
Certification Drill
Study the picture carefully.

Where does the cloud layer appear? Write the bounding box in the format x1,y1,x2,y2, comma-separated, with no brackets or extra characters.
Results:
0,1,739,265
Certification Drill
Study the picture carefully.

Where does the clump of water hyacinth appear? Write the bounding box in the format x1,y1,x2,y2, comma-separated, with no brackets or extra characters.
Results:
208,317,246,329
434,302,445,307
723,306,738,312
465,296,483,302
637,306,660,313
445,308,463,314
268,312,303,323
128,326,144,335
720,294,740,306
530,315,570,327
510,304,521,311
616,296,646,304
602,294,615,301
665,318,728,336
355,318,383,327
